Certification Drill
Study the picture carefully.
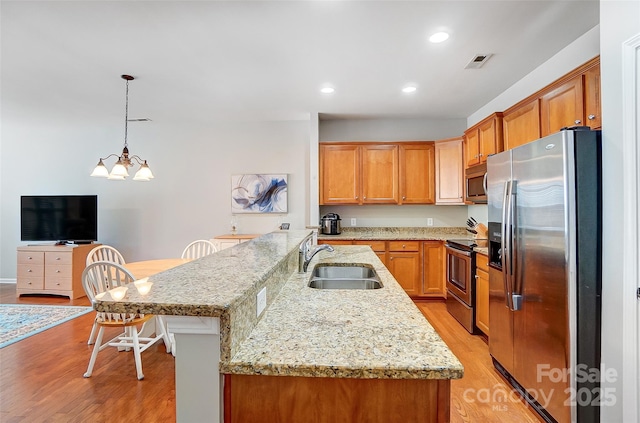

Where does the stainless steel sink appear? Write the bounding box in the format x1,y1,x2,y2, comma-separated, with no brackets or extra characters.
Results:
308,264,382,290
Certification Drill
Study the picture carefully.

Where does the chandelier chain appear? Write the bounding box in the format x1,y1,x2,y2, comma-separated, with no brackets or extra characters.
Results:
124,79,129,149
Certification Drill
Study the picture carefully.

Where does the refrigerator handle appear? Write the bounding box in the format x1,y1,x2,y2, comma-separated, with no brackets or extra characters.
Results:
501,180,513,309
509,180,522,311
483,172,488,195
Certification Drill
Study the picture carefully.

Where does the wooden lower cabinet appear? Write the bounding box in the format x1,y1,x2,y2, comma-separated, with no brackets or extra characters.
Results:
422,241,446,298
387,241,422,297
319,239,446,299
211,234,260,251
224,374,451,423
475,253,490,336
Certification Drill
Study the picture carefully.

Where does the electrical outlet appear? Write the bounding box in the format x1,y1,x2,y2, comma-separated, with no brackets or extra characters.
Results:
427,218,434,226
257,287,267,317
351,218,357,226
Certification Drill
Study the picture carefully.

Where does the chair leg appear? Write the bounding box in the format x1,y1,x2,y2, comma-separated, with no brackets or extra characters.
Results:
132,325,144,380
87,319,98,345
84,326,105,378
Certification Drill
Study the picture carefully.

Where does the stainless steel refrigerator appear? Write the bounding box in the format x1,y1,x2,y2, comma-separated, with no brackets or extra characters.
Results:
486,127,601,423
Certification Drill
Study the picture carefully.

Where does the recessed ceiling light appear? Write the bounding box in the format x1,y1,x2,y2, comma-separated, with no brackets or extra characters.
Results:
402,86,417,93
429,32,449,43
320,87,335,94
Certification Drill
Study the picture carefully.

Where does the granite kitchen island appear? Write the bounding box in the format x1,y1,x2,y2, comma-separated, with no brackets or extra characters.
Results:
93,230,463,423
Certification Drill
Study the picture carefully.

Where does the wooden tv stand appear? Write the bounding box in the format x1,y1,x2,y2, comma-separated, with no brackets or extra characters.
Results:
16,243,100,299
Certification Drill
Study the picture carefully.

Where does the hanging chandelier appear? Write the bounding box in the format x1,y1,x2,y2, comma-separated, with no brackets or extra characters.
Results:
91,75,154,181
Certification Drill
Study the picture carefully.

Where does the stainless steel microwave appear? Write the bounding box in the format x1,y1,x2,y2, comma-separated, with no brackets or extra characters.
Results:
465,163,487,203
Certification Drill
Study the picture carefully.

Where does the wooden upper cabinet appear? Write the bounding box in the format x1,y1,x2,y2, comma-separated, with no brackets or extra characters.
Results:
464,112,503,169
584,64,601,129
434,137,464,205
361,144,399,204
320,142,435,205
540,76,584,136
503,98,541,151
399,143,435,204
464,129,480,168
319,144,360,205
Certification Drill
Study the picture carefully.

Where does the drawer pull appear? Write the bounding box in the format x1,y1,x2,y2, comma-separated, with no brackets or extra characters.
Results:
402,244,406,248
56,257,61,260
28,269,32,272
28,256,32,260
56,270,61,273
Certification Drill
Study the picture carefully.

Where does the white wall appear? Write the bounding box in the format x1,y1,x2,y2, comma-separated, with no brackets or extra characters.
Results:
319,117,466,142
0,117,310,278
600,1,640,421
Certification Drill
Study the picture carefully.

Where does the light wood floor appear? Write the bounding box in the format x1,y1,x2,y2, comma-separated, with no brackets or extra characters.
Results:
1,284,541,422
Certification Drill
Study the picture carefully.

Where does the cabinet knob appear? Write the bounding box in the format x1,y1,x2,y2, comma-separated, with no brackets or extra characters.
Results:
588,114,596,120
479,153,483,157
474,155,479,158
27,256,32,260
363,196,367,200
355,196,359,200
56,270,60,273
56,257,61,260
575,120,581,124
402,196,406,200
56,283,60,286
475,275,479,279
27,269,32,272
402,244,406,248
390,257,394,260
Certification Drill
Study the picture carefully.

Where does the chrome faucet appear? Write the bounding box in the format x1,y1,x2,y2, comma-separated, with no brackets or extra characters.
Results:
298,235,334,273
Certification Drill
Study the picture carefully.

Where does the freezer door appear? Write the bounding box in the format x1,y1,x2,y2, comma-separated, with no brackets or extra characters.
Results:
487,150,515,373
511,131,571,423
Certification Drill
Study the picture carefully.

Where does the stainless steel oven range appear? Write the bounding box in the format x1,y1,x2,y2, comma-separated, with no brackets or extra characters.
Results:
444,239,483,333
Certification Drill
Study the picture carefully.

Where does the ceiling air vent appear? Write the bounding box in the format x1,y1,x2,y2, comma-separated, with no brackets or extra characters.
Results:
127,118,152,122
465,53,493,69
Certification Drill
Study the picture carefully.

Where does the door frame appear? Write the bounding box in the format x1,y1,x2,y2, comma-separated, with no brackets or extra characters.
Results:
621,32,640,423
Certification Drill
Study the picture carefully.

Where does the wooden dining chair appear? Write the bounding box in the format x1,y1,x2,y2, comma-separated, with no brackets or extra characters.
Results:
181,239,217,259
82,261,171,380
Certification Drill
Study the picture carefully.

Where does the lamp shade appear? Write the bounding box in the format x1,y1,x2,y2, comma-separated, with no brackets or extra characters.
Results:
110,161,129,178
90,160,109,177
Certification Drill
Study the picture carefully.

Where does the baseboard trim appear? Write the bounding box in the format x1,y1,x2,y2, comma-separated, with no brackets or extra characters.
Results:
0,279,17,284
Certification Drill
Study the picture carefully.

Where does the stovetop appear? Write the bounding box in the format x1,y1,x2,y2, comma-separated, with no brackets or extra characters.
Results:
445,238,487,252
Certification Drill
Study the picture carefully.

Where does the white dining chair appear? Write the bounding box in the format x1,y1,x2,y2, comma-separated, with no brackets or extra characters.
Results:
85,245,127,345
181,239,217,259
82,261,171,380
86,245,126,267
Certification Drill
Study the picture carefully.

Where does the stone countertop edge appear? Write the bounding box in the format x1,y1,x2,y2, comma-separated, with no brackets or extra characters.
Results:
316,226,469,241
219,246,464,380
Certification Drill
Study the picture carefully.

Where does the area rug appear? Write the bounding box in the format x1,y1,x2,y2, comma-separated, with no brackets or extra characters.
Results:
0,304,93,348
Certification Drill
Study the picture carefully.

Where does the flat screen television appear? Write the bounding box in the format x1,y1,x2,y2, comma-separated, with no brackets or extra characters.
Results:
21,195,98,244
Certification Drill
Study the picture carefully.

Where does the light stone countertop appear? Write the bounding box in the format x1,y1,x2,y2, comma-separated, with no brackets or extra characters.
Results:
94,229,464,380
220,245,464,380
317,226,469,241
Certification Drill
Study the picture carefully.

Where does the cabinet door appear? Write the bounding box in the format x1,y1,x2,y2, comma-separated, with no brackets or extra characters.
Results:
540,76,584,136
422,241,445,297
399,144,435,204
475,254,490,335
435,138,464,204
583,65,601,129
503,99,541,150
464,130,480,168
320,145,360,204
478,116,502,162
475,270,490,336
361,145,398,204
388,252,422,297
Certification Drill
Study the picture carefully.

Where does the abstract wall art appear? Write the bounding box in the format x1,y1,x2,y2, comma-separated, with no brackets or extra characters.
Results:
231,174,288,214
